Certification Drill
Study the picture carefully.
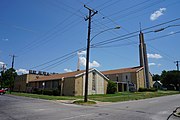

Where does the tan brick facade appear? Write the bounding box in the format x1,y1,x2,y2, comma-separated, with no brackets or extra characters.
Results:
102,66,153,91
14,69,108,96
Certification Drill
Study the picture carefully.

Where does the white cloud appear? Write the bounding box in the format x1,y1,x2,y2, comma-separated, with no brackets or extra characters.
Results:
157,64,162,67
79,56,86,67
79,56,100,68
169,31,175,35
64,68,72,72
90,61,100,68
149,63,156,66
16,69,28,75
77,51,86,56
0,61,5,66
147,53,162,59
2,38,8,41
0,61,6,69
150,8,166,21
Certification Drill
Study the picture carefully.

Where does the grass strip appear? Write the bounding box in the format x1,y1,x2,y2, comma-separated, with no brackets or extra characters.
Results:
8,90,180,102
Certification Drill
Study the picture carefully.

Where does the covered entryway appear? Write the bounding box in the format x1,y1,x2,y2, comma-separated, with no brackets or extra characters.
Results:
117,82,128,92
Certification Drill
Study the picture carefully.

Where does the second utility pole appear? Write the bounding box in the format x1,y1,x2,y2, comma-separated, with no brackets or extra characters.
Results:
174,61,180,71
84,5,97,102
10,54,16,94
11,55,16,69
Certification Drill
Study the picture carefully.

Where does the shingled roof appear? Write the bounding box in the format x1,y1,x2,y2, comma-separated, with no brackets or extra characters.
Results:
29,67,143,82
29,68,110,82
29,70,86,82
101,66,143,75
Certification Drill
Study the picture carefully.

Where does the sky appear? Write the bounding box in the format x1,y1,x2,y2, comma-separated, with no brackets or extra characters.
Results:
0,0,180,75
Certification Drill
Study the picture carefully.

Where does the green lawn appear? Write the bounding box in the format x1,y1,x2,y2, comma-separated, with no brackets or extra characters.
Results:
8,90,180,102
88,91,180,102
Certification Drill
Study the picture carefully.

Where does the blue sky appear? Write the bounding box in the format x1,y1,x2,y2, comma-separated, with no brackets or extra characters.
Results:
0,0,180,75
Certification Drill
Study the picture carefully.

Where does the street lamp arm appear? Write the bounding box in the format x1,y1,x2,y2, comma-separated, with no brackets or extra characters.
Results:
90,26,120,42
144,24,180,34
154,24,180,32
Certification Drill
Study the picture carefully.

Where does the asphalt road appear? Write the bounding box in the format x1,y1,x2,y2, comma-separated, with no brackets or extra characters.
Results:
0,94,180,120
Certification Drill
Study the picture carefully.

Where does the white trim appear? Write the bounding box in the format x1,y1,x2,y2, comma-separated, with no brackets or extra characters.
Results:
75,68,109,81
136,67,144,73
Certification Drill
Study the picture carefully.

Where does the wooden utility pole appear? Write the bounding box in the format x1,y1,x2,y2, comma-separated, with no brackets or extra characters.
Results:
9,54,16,93
10,55,16,69
174,61,180,71
84,5,97,102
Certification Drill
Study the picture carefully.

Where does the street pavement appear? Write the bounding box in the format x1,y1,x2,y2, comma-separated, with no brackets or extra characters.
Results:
0,94,180,120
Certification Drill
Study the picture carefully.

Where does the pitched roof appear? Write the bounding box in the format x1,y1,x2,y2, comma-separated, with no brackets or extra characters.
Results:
101,66,143,75
30,70,86,82
29,68,109,82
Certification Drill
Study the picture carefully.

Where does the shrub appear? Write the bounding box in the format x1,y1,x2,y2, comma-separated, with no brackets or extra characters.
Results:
107,81,117,94
32,88,42,94
53,89,60,96
138,87,157,92
42,89,53,95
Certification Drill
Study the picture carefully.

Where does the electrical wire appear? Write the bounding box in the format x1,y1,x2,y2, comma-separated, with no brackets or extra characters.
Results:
15,0,86,57
147,44,175,63
98,0,165,25
0,20,37,34
17,19,83,57
98,0,122,11
92,30,180,49
53,0,86,17
28,18,180,70
105,0,180,26
91,17,180,47
29,47,86,70
41,53,77,71
105,0,150,17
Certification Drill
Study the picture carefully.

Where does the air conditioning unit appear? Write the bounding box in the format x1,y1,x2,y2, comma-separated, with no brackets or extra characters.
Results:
33,70,36,74
29,70,33,74
43,72,46,76
38,71,43,75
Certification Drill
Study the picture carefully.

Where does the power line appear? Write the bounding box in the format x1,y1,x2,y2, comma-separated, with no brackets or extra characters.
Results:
92,30,180,48
105,0,150,17
147,44,175,62
15,1,86,57
98,0,122,11
91,18,180,47
15,15,75,55
115,0,164,20
29,47,86,70
40,53,77,71
17,19,83,57
97,0,165,25
105,0,180,26
52,0,85,18
0,20,37,34
28,18,180,70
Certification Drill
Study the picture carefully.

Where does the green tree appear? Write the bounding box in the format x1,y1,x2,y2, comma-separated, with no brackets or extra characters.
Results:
107,80,117,94
152,74,161,81
1,68,17,92
161,70,180,90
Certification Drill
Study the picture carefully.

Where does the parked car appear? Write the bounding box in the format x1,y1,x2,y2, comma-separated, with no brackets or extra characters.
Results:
0,89,6,95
